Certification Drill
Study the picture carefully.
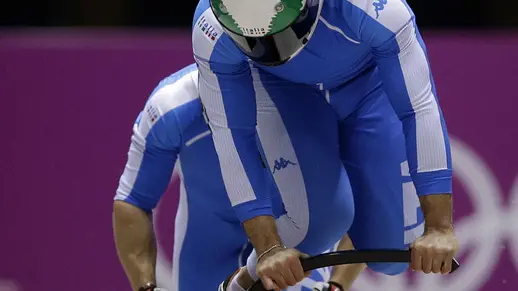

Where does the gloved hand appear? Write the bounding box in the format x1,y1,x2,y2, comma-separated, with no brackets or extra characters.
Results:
312,281,343,291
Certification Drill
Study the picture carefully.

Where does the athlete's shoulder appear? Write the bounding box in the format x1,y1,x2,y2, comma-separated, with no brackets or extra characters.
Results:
147,64,199,117
341,0,414,33
192,0,245,67
136,64,200,149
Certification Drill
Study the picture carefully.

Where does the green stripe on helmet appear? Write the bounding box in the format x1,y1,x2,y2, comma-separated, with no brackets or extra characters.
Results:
211,0,243,35
211,0,306,37
267,0,305,36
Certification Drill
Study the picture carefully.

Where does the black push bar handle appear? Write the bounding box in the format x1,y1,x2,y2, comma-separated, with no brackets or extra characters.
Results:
248,249,460,291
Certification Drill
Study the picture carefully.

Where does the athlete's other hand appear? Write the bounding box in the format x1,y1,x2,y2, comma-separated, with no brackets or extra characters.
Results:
410,227,459,274
256,247,310,291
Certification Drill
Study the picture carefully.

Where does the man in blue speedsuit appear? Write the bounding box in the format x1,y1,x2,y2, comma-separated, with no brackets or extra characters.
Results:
191,0,459,290
112,64,424,291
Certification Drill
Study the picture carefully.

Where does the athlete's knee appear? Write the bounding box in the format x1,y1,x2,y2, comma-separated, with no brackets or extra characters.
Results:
367,262,409,275
299,199,354,255
312,197,354,243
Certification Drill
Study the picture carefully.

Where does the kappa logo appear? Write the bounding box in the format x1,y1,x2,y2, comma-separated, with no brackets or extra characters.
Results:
372,0,388,19
197,16,219,42
272,157,297,174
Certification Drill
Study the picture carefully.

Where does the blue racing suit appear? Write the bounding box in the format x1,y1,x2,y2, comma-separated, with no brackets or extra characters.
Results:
192,0,447,277
114,63,425,290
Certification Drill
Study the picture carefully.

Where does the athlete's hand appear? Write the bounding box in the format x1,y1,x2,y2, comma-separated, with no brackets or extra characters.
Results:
410,227,459,274
256,247,309,291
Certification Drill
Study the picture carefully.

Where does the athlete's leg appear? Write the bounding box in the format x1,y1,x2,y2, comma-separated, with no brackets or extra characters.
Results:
233,67,354,289
254,66,354,255
337,86,424,275
173,180,251,291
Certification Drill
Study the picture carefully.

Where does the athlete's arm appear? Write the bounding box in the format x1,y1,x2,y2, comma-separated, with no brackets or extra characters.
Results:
350,2,452,195
371,16,453,227
350,0,457,273
113,91,182,290
193,20,281,253
113,202,156,291
197,58,282,252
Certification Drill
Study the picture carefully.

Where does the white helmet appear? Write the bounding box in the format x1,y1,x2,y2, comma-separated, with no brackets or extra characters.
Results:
210,0,323,66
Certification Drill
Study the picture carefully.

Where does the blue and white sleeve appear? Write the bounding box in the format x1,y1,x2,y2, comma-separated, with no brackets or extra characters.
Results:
193,13,273,223
114,92,182,212
347,0,452,195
